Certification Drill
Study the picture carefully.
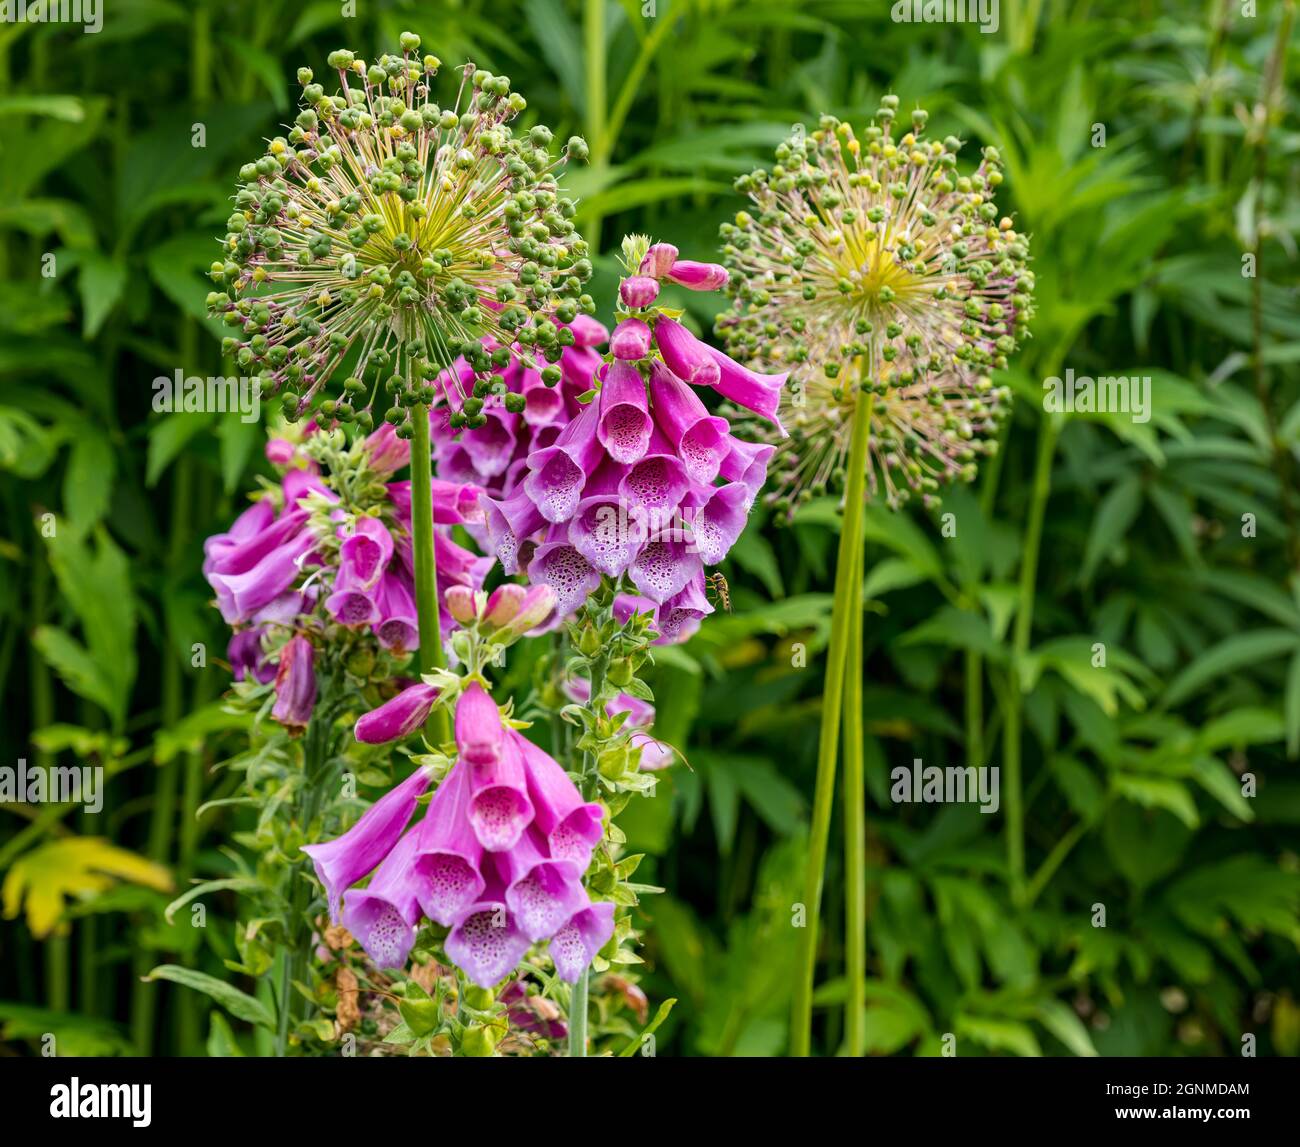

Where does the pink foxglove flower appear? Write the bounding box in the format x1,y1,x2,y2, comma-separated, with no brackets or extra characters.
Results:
312,682,613,988
301,765,433,921
271,635,316,731
468,240,781,640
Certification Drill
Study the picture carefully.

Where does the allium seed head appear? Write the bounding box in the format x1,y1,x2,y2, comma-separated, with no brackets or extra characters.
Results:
209,35,592,435
716,106,1034,513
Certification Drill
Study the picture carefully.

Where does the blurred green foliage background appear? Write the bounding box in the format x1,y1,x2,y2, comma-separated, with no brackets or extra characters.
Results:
1,0,1298,1057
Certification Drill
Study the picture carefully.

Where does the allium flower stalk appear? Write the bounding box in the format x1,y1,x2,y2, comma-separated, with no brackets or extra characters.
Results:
209,33,593,730
718,101,1033,513
716,100,1034,1059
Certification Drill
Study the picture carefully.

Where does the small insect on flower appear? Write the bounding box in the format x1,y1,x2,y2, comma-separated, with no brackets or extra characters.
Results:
716,100,1034,513
207,33,594,438
704,572,732,613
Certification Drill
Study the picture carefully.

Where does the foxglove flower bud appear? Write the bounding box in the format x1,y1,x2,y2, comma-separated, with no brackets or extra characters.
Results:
271,635,317,731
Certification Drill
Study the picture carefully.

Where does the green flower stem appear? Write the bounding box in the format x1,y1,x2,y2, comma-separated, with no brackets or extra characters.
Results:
791,385,873,1058
1004,416,1058,907
841,516,866,1058
276,707,334,1057
569,968,590,1058
571,640,608,1058
410,403,451,744
582,0,607,250
965,648,984,768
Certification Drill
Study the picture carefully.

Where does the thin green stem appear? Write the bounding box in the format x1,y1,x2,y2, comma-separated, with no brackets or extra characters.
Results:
965,648,983,768
1004,418,1058,907
582,0,607,250
841,527,866,1057
570,645,608,1058
791,385,873,1057
409,402,451,744
569,969,590,1058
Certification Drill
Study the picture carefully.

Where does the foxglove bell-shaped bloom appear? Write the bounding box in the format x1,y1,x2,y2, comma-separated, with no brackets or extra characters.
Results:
688,482,751,566
301,765,432,921
495,830,587,942
523,403,602,524
228,629,274,684
412,762,486,926
341,825,425,969
514,731,604,868
527,540,603,620
466,730,534,853
619,275,660,308
354,682,439,744
630,536,702,605
597,361,652,465
654,316,721,387
704,345,788,435
444,883,534,989
649,363,730,484
638,242,678,279
550,901,616,983
271,635,316,731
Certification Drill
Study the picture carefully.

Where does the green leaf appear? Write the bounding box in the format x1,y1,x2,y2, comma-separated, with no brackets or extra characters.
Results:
1163,629,1299,708
206,1011,246,1057
1287,650,1300,760
143,965,274,1029
31,626,116,719
63,432,115,535
78,253,127,338
618,998,677,1057
1112,773,1200,829
164,878,260,925
1080,476,1142,585
1036,999,1099,1057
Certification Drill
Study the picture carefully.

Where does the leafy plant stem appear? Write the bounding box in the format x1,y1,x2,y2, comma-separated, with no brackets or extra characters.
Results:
791,381,873,1057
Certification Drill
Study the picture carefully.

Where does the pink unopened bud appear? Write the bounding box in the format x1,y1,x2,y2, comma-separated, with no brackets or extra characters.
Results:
265,438,296,466
610,317,652,361
444,585,479,626
619,275,660,309
455,682,503,766
483,583,527,628
666,260,729,292
500,584,557,639
639,242,679,279
567,314,610,347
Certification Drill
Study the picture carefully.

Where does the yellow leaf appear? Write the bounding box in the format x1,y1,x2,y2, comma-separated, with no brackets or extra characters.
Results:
2,837,173,938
